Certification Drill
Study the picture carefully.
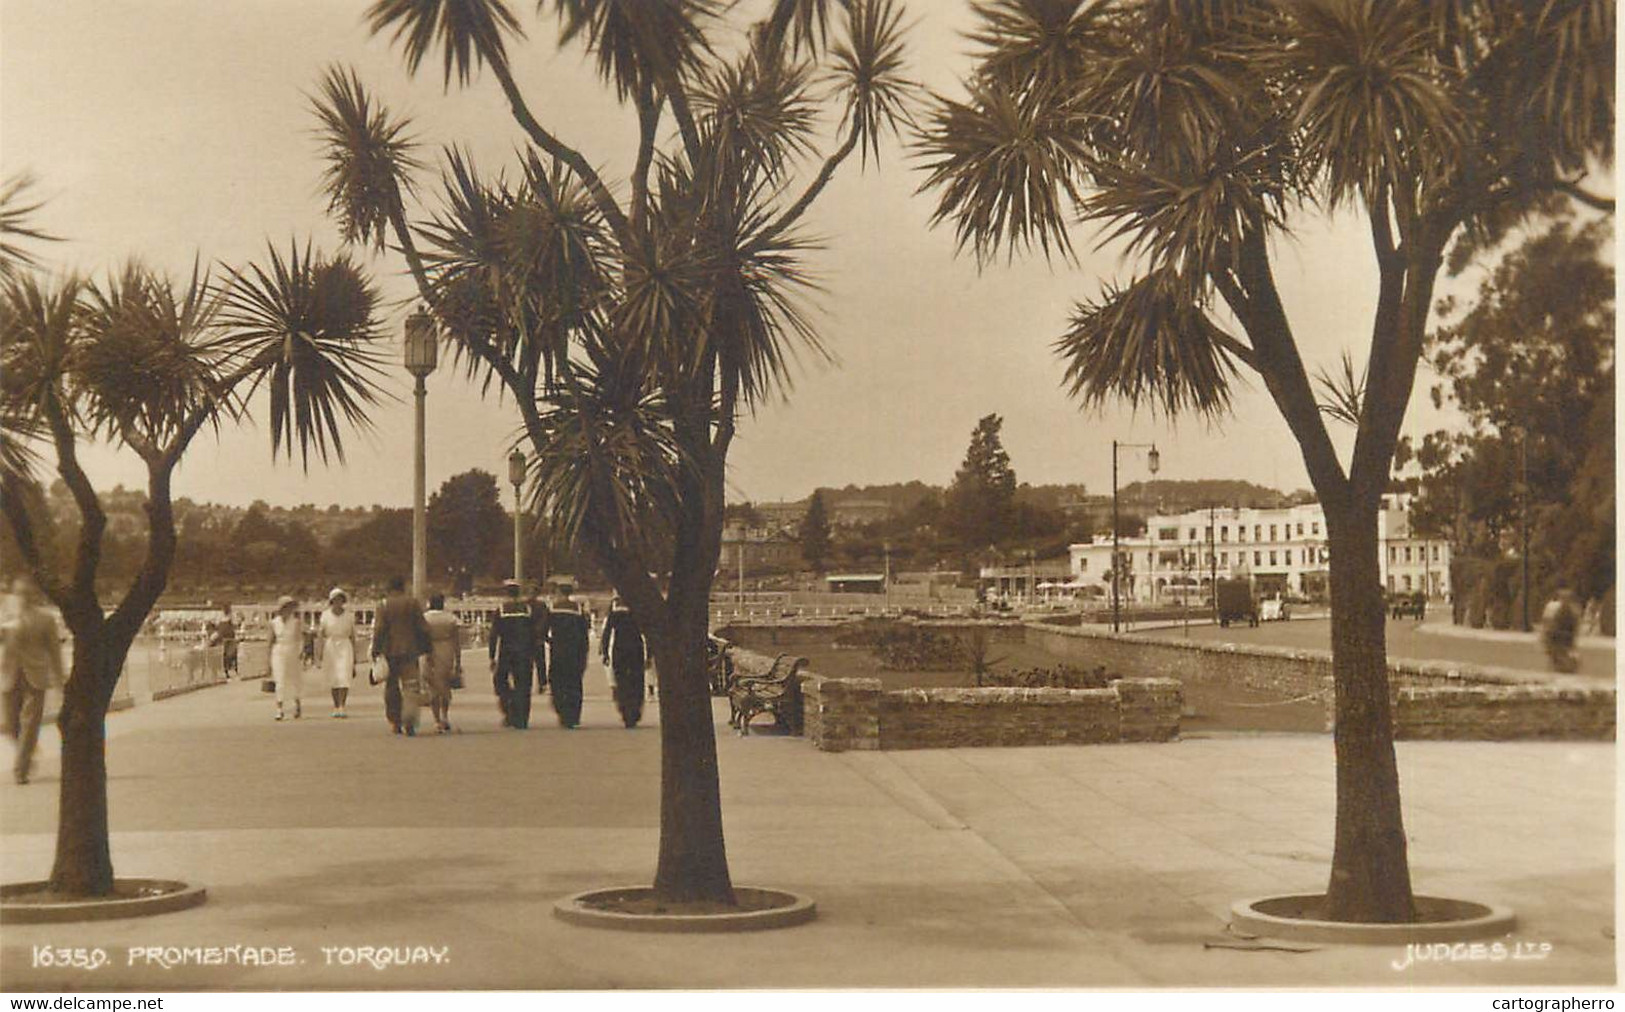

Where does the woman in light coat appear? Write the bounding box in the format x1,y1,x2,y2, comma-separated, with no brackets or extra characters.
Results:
422,593,462,733
269,596,304,720
315,587,358,719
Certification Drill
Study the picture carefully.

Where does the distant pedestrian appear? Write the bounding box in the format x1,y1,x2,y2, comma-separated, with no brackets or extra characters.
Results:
269,596,304,721
214,603,239,677
301,622,317,668
316,588,357,719
489,581,539,728
370,576,432,736
423,593,462,734
600,597,647,729
1,576,64,784
1540,587,1581,674
547,594,590,729
531,591,551,701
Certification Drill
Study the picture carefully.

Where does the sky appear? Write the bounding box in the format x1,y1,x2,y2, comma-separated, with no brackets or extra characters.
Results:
0,0,1498,510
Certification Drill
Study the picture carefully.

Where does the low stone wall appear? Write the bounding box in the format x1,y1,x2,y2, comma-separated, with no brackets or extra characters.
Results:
1391,685,1616,740
783,665,1181,753
721,621,1615,743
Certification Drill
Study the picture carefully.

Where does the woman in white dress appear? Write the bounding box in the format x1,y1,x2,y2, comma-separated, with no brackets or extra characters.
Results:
269,596,304,721
315,587,357,719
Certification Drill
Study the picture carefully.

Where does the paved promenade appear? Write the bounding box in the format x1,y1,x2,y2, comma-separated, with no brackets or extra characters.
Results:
1,658,1614,990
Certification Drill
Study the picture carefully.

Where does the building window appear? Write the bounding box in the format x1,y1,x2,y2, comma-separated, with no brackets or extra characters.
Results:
1220,551,1228,566
1254,525,1262,540
1389,546,1397,563
1311,522,1320,535
1432,545,1440,562
1296,522,1304,536
1220,525,1229,542
1254,551,1262,566
1403,575,1412,591
1404,546,1412,563
1189,528,1198,541
1158,527,1179,541
1270,524,1278,541
1269,550,1278,565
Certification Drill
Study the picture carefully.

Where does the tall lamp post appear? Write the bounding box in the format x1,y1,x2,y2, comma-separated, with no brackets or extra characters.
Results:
507,448,527,585
1111,440,1160,633
404,307,439,602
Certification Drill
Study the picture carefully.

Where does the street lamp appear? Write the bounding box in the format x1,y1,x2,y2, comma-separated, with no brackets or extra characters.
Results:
404,307,439,602
1111,440,1160,633
507,447,527,585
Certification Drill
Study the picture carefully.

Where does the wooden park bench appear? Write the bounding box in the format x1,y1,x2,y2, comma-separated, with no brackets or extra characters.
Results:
728,653,808,736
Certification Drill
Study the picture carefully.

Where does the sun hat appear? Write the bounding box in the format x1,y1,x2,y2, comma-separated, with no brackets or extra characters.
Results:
328,587,347,602
276,595,297,611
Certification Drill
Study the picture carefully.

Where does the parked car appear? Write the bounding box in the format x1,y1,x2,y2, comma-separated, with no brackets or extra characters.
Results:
1259,596,1290,622
1216,578,1259,628
1388,591,1427,620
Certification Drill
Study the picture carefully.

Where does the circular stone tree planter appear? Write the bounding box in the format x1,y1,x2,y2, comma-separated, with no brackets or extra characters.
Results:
553,886,815,933
1,879,207,924
1231,894,1515,945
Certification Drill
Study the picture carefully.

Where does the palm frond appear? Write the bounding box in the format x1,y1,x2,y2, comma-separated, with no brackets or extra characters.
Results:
365,0,525,88
967,0,1108,96
692,51,818,184
311,65,425,250
1260,0,1468,208
757,0,841,58
1313,347,1366,428
79,260,238,449
914,78,1086,264
0,174,62,281
829,0,919,166
0,274,81,480
1055,268,1240,418
526,366,687,561
550,0,718,101
216,240,390,469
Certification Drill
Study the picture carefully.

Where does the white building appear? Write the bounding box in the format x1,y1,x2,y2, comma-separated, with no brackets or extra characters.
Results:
1066,499,1450,604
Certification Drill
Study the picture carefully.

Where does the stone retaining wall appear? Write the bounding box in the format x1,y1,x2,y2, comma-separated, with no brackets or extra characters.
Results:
722,621,1614,743
746,648,1181,752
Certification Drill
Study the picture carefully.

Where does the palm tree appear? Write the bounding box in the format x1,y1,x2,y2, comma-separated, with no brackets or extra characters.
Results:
313,0,916,903
0,243,387,896
917,0,1612,923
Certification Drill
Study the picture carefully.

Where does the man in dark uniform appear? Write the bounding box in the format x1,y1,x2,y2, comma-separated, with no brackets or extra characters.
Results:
600,596,647,728
546,593,590,728
489,580,539,728
530,589,550,699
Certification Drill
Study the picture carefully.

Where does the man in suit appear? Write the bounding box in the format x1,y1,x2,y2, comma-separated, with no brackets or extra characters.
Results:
370,575,432,735
488,580,540,728
1,576,64,784
600,596,647,728
547,594,590,729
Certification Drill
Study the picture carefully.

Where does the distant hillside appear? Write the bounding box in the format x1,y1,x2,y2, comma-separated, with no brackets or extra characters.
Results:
1116,479,1298,511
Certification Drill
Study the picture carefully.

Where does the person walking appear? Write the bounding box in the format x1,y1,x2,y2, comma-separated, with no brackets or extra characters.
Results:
488,580,540,729
315,588,358,719
600,596,647,729
1540,586,1581,674
547,594,590,729
423,593,462,733
269,596,304,721
1,576,64,784
370,576,432,736
530,590,551,701
213,603,239,678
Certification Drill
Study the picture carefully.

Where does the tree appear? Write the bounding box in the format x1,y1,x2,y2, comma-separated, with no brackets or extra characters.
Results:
918,0,1612,922
314,0,916,903
1,244,386,896
799,490,833,573
1403,215,1614,614
428,468,508,592
943,413,1017,552
324,508,413,586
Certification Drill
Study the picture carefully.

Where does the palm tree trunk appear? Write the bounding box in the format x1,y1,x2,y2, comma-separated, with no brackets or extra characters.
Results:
49,629,126,896
1321,501,1416,922
649,594,734,904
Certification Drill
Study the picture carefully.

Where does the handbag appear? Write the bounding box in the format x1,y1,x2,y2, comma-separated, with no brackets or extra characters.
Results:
368,655,389,686
449,670,464,691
